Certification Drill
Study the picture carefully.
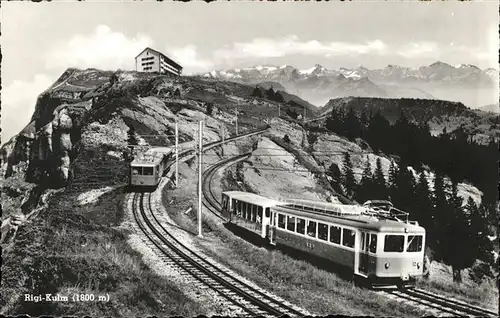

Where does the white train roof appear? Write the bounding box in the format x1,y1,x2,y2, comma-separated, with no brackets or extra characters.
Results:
223,191,278,208
131,147,173,166
147,147,173,155
278,198,365,216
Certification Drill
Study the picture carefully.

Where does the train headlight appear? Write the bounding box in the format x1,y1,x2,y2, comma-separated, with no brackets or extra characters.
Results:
384,262,390,269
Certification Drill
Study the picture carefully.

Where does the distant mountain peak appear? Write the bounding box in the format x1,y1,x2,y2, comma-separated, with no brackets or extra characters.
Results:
457,64,480,70
429,61,453,68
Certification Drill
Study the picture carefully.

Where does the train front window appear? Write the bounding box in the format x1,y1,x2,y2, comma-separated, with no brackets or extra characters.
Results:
318,223,328,241
384,235,404,252
307,221,317,238
330,226,341,244
296,218,306,234
406,235,423,252
287,216,296,232
264,207,269,218
278,214,286,229
257,207,262,223
342,228,355,248
369,234,377,253
143,167,154,176
132,168,140,175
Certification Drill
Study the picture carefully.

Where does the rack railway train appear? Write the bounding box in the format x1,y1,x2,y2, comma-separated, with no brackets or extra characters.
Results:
129,147,174,188
221,191,426,289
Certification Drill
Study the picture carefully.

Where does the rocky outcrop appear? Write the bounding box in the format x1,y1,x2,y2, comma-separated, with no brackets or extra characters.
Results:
25,98,90,187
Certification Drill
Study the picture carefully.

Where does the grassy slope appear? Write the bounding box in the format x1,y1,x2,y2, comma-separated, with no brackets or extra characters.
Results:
162,146,428,317
0,134,202,316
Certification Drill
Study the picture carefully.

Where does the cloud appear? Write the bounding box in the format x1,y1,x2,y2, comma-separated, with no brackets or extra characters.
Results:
213,35,388,60
1,74,55,144
45,25,153,71
396,42,439,58
168,45,214,73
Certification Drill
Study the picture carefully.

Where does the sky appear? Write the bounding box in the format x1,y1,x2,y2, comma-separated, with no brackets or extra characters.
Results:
1,1,498,144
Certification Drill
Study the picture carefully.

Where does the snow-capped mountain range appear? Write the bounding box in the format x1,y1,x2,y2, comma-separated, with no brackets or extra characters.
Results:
202,62,499,108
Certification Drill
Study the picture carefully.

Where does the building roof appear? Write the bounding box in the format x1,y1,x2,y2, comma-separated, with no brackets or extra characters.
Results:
135,47,183,70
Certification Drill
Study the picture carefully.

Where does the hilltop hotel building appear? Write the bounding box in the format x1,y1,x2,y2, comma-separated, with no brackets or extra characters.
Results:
135,47,183,76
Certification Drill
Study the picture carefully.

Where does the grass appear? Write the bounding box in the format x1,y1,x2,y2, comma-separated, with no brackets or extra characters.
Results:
415,269,498,311
0,144,202,316
162,156,429,317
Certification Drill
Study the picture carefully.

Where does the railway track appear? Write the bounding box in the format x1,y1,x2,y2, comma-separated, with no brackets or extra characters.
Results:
385,288,498,317
201,153,251,220
132,190,307,317
201,155,499,318
130,126,308,316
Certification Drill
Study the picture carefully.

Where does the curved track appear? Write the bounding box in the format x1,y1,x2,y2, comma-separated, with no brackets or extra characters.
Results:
200,154,499,318
132,190,306,317
386,288,498,317
131,126,308,317
201,153,251,220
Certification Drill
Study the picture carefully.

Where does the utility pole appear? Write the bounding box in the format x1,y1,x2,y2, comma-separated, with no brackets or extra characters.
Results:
304,106,306,122
198,120,204,238
175,119,179,188
221,125,225,157
235,105,239,136
278,104,280,118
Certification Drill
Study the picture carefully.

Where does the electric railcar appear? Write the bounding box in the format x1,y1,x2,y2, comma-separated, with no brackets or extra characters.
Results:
221,191,426,288
130,147,173,188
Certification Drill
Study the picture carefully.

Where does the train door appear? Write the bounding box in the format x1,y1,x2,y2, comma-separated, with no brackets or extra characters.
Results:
358,231,370,276
221,194,230,220
268,210,277,245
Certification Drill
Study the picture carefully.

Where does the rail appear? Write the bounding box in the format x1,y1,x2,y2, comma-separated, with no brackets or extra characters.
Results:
385,288,498,317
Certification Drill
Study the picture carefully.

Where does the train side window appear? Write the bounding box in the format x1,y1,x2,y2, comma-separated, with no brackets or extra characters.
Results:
296,218,306,234
222,195,227,209
406,235,423,252
248,203,253,221
264,207,269,218
257,207,262,224
238,201,243,216
307,220,317,238
384,235,404,252
232,199,237,213
369,234,377,253
318,223,328,241
342,228,355,248
329,226,341,244
143,167,154,175
278,214,286,229
287,216,296,232
251,205,257,222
